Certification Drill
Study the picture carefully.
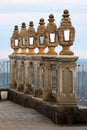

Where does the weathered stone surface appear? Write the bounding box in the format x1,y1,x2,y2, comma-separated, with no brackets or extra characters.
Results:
9,55,78,105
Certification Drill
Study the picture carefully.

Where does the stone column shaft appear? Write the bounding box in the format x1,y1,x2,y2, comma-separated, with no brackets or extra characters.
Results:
43,61,52,100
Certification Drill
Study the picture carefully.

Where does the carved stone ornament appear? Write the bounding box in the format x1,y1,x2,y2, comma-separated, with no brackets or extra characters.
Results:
27,21,36,55
46,14,59,55
11,25,20,54
19,23,28,54
36,18,47,54
58,9,75,55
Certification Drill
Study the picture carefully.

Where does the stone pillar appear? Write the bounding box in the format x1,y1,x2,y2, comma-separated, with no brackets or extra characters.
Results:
38,62,44,96
9,55,18,89
33,60,39,96
10,58,15,88
24,58,33,94
56,56,78,106
10,59,14,84
32,56,42,97
42,56,58,102
16,57,25,92
42,56,53,101
23,60,29,93
16,59,22,91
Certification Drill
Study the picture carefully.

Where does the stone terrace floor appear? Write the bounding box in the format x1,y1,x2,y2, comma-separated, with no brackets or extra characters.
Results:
0,101,87,130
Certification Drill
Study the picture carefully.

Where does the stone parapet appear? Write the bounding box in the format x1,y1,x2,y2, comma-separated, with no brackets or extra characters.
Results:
9,55,78,106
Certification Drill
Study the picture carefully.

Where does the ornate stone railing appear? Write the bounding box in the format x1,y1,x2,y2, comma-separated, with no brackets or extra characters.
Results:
9,9,78,106
9,55,78,106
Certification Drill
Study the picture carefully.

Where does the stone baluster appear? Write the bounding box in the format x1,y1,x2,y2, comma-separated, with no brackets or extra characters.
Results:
43,60,52,101
17,60,25,92
24,59,32,94
38,62,44,97
33,60,39,96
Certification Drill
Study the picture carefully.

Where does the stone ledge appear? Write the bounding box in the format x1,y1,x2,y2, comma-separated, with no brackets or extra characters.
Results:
9,54,78,62
8,88,87,125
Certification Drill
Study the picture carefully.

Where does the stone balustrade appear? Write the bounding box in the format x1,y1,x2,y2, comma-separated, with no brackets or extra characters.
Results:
9,9,78,106
9,55,78,106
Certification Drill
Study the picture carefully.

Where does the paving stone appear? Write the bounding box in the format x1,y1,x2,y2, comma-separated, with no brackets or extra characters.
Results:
0,101,86,130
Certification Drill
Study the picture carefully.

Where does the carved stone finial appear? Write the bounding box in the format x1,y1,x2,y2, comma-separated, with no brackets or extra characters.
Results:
37,18,46,32
14,25,18,31
61,9,71,26
12,25,19,37
22,22,26,28
20,22,27,34
39,18,45,25
48,14,55,22
29,21,34,27
62,9,70,18
28,21,35,34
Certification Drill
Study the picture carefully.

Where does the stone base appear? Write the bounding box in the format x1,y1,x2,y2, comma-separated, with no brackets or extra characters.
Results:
33,89,43,98
17,84,24,92
57,94,77,107
59,50,74,55
8,88,87,125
